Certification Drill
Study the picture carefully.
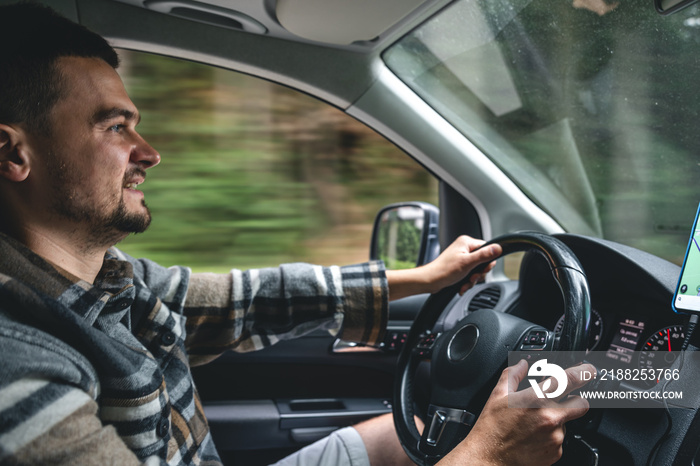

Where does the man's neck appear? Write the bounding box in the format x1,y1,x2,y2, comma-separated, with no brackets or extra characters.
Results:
17,225,123,284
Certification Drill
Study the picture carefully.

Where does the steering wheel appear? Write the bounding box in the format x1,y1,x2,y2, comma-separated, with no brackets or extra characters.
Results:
392,232,591,465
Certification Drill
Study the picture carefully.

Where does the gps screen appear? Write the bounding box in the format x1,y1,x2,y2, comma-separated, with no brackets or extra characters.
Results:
674,203,700,314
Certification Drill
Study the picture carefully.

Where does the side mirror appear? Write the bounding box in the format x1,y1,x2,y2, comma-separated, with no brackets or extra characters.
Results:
370,202,440,269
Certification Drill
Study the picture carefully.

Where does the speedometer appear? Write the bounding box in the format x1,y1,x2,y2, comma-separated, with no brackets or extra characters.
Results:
555,309,603,351
639,325,685,371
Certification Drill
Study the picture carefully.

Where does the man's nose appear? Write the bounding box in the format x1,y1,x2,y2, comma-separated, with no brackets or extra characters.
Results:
131,133,161,168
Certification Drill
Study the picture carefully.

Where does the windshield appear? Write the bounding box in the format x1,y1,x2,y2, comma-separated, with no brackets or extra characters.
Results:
385,0,700,264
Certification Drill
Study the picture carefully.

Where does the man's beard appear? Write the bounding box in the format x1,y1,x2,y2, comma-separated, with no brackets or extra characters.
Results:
103,195,152,234
48,159,152,247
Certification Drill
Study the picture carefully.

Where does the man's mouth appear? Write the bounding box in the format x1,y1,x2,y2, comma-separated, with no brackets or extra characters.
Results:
123,169,147,190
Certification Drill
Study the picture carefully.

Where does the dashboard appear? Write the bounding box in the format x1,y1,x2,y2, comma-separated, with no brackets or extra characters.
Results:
438,234,692,388
557,301,686,358
552,300,687,388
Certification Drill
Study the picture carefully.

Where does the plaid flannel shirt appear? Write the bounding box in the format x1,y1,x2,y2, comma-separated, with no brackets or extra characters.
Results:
0,233,388,465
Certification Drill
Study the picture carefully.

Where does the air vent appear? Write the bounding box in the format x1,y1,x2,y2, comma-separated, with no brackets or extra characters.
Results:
467,286,501,312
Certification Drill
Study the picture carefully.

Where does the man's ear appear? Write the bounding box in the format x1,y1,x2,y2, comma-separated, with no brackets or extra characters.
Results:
0,124,30,182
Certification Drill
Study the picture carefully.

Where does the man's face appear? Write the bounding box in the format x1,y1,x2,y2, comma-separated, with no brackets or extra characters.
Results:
31,56,160,245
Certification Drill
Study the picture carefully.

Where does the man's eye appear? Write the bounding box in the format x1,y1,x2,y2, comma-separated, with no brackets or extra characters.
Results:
109,124,125,132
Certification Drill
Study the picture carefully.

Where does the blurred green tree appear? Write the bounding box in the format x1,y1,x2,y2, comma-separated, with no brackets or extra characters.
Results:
117,51,437,272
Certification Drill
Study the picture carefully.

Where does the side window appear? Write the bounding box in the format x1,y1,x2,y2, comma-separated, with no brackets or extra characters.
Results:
117,51,438,271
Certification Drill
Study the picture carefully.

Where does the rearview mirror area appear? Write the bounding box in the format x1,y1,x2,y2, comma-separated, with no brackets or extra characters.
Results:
370,202,440,269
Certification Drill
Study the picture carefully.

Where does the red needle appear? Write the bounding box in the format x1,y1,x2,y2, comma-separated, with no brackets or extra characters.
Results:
667,328,672,351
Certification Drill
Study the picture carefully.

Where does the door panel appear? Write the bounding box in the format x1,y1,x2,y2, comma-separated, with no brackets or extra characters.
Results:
191,297,428,465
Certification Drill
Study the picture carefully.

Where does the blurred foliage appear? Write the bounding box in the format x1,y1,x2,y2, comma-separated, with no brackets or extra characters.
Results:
376,211,423,270
116,51,438,272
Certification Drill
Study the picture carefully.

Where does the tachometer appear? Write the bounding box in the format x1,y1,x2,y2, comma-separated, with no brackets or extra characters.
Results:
555,309,603,351
638,325,685,371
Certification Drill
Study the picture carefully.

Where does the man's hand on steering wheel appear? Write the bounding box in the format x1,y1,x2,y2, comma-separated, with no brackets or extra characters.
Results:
440,360,595,466
386,235,503,301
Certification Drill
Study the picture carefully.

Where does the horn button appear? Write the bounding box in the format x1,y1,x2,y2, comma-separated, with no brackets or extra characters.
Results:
431,310,535,390
447,324,479,362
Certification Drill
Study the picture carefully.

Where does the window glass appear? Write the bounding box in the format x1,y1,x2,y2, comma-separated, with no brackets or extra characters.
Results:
385,0,700,264
117,51,438,272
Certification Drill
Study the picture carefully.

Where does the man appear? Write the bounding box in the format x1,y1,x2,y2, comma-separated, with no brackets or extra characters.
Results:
0,3,592,465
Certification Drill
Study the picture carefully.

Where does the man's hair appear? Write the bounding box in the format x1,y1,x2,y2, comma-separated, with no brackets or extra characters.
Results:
0,2,120,132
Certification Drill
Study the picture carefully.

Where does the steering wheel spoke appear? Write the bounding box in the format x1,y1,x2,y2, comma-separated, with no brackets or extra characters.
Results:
413,403,478,461
423,404,476,447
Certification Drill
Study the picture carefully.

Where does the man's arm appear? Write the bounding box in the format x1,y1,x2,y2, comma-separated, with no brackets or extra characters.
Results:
128,233,500,366
182,261,389,364
179,235,501,365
